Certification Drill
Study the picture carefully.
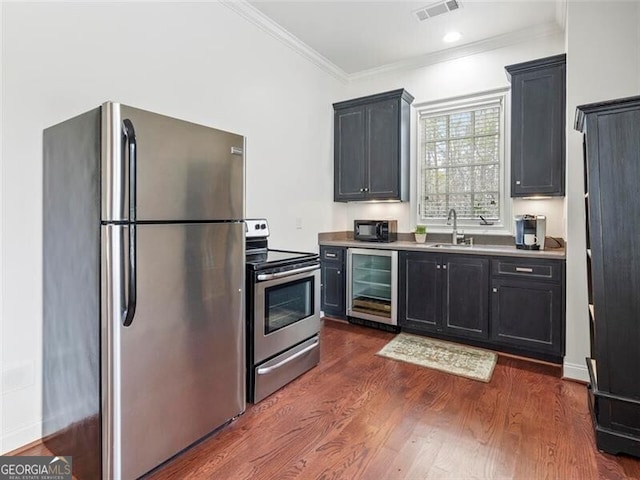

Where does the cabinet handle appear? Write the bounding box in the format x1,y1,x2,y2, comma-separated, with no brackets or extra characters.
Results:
364,187,369,192
493,288,498,293
443,265,447,270
360,188,365,192
337,270,341,275
325,252,337,258
516,180,521,185
515,267,534,273
436,265,441,269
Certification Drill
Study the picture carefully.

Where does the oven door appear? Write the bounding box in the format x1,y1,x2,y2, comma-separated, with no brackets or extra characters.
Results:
253,264,321,364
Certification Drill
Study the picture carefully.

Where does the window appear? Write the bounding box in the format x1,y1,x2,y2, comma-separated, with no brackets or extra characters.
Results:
416,90,509,231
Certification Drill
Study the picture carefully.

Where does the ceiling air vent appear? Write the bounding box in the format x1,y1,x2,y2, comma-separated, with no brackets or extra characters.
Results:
414,0,461,21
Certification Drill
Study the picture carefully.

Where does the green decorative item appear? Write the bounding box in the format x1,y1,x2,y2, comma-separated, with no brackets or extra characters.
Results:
414,225,427,243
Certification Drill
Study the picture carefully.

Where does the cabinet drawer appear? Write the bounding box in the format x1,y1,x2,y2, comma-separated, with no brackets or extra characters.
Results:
492,258,562,283
321,247,344,263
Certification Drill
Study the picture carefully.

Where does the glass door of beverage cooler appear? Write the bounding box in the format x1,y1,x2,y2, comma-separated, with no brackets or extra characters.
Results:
347,248,398,325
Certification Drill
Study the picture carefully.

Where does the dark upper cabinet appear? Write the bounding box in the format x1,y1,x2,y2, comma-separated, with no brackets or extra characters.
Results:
334,107,365,200
576,95,640,457
320,246,346,319
399,251,489,340
333,89,414,202
506,54,566,197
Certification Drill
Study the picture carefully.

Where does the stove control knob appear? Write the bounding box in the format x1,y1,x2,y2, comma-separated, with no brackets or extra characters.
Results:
260,224,266,229
254,224,260,230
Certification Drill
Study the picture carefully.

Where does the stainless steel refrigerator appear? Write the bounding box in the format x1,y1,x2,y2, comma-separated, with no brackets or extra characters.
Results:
42,102,246,479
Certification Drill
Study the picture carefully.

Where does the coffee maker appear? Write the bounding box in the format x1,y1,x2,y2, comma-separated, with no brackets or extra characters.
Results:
515,214,546,250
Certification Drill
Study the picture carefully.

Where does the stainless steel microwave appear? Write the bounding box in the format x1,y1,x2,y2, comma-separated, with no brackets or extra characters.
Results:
354,220,397,243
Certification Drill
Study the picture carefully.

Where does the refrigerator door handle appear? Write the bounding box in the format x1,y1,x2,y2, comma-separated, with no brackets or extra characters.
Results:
122,119,137,327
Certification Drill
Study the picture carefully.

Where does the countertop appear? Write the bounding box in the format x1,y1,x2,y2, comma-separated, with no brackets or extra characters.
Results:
318,232,566,260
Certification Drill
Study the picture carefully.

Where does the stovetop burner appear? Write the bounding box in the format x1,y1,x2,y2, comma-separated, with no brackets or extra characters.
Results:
245,219,319,271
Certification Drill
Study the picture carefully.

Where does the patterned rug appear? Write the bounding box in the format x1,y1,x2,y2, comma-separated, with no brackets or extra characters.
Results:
376,333,497,382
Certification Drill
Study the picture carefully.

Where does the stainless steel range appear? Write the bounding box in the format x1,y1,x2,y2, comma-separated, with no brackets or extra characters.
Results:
245,219,321,403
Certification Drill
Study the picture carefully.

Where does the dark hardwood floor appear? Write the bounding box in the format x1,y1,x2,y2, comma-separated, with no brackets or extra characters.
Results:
15,320,640,479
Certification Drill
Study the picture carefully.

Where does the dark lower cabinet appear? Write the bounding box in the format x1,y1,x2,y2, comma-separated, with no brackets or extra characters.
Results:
398,250,565,363
399,251,489,340
490,279,563,355
490,257,565,362
320,246,346,319
399,252,440,332
444,256,490,339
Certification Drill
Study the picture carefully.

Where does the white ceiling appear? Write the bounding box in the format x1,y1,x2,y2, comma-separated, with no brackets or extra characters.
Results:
246,0,565,76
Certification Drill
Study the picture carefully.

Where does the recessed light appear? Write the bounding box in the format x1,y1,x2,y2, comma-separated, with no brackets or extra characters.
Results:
443,31,462,43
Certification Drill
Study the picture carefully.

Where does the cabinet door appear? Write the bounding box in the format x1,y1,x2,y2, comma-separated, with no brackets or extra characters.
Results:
366,99,399,199
334,107,366,201
442,256,490,339
398,252,441,332
510,62,565,197
320,247,345,317
588,106,640,398
491,279,563,354
322,262,345,317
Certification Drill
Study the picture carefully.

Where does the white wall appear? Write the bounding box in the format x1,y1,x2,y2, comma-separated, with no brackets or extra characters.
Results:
563,0,640,381
338,32,567,236
0,2,344,453
0,0,4,456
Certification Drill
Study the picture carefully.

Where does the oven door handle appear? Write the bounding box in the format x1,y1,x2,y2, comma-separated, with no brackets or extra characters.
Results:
256,264,319,281
256,338,320,375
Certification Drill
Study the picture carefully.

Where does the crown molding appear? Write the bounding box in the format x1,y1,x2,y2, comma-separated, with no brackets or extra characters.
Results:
220,0,349,83
348,21,564,82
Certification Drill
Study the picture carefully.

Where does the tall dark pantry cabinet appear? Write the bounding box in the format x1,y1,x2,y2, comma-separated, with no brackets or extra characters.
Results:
576,95,640,457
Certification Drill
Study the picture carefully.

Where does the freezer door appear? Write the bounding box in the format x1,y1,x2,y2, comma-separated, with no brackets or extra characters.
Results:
101,222,245,480
102,102,244,222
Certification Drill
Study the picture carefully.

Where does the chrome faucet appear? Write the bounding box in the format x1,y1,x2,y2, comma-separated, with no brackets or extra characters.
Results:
447,208,465,245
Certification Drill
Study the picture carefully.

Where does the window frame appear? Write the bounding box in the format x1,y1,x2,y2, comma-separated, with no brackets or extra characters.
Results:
413,87,512,235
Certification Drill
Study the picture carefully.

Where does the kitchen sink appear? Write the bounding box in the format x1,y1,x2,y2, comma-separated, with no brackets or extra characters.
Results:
428,242,473,248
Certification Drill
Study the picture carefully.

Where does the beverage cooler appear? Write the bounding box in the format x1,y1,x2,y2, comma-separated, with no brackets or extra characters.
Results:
346,248,398,326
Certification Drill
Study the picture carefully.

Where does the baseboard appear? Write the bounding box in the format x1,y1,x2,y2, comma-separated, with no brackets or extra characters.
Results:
321,315,348,325
1,422,42,455
3,437,43,456
563,361,590,383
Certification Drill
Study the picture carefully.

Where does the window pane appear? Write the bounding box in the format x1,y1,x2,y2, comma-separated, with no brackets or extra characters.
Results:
475,108,499,135
422,193,447,218
473,193,500,219
449,138,474,166
422,116,447,141
435,141,448,166
422,167,447,194
448,166,473,194
474,135,498,164
423,142,437,168
448,194,474,217
449,111,473,138
474,164,499,191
